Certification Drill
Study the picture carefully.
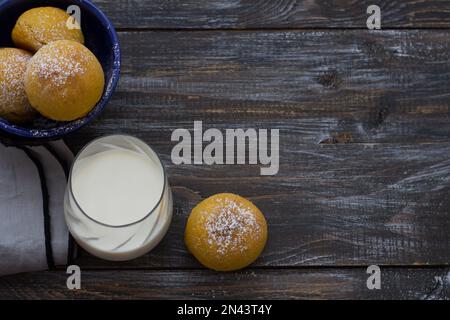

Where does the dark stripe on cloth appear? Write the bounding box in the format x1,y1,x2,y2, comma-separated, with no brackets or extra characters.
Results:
43,143,77,265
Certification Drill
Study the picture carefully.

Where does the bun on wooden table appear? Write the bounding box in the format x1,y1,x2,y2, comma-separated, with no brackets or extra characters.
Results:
185,193,268,271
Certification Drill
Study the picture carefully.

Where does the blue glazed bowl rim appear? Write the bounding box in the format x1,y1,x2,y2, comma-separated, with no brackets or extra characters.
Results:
0,0,121,139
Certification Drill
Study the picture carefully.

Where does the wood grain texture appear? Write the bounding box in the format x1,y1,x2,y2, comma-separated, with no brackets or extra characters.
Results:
71,30,450,146
93,0,450,29
62,30,450,268
70,142,450,268
2,1,450,302
0,268,448,299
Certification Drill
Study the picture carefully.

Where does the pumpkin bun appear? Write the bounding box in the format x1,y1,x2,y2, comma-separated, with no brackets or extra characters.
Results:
185,193,268,271
24,40,105,121
12,7,84,53
0,48,36,123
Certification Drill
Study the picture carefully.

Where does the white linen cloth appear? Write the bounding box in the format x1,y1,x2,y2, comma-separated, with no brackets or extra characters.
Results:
0,140,74,276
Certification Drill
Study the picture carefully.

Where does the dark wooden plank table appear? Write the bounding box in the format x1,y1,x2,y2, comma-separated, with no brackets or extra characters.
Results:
1,0,450,300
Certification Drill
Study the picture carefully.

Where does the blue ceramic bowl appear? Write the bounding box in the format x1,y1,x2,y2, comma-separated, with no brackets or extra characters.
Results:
0,0,120,140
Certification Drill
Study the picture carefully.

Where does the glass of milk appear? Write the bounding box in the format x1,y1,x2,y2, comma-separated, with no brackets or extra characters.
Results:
64,135,173,261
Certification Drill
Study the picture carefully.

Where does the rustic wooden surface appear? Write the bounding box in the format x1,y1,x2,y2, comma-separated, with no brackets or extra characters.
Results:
94,0,450,29
1,0,450,299
1,268,449,300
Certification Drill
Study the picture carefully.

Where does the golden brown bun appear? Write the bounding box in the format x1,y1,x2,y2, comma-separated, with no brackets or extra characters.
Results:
0,48,36,123
12,7,84,53
24,40,105,121
185,193,268,271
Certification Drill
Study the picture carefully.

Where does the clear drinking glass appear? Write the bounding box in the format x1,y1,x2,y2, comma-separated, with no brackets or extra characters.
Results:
64,135,173,261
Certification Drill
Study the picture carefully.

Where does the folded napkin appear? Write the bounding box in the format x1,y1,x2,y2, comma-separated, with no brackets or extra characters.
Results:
0,140,75,276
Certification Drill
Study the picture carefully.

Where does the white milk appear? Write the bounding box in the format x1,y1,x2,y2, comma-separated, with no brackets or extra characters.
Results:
64,135,173,261
72,149,164,226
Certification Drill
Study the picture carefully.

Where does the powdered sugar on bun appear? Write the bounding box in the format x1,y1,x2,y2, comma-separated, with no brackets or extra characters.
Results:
185,193,268,271
25,40,105,122
12,7,84,53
